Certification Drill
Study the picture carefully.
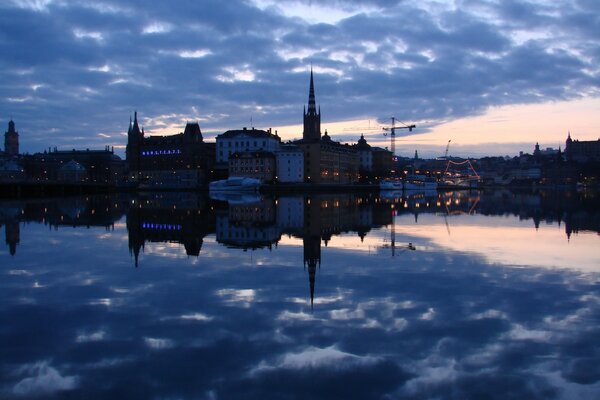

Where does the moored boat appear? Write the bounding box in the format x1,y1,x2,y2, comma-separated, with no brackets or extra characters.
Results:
403,175,438,191
380,179,403,190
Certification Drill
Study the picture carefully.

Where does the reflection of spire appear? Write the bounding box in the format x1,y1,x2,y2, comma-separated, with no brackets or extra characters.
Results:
5,221,20,256
303,235,321,309
308,258,317,309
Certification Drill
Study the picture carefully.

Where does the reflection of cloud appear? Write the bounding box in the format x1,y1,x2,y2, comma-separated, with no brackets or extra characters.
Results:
397,214,600,272
330,308,365,320
7,269,32,276
83,357,135,370
144,337,175,350
13,361,78,396
505,324,552,342
470,309,509,320
216,289,257,307
179,313,213,322
251,346,379,374
76,330,106,343
287,292,346,305
420,307,436,321
161,312,214,322
277,310,315,322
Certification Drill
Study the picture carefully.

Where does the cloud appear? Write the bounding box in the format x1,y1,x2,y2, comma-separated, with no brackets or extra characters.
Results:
0,0,597,154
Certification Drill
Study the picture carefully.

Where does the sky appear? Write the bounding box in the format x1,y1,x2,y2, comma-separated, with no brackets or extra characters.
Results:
1,0,599,158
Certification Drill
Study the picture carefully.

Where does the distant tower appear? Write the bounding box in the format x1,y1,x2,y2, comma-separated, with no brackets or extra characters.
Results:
303,68,321,143
533,142,541,157
4,120,19,156
565,131,573,161
125,112,144,179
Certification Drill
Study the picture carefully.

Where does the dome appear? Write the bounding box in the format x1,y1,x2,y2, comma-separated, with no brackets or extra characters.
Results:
60,160,87,172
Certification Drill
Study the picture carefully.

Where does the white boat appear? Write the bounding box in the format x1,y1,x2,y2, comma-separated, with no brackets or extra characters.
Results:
403,175,438,191
209,176,261,192
380,179,403,190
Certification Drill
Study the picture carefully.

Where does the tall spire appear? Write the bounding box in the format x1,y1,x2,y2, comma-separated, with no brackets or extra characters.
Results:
307,66,317,115
302,67,321,142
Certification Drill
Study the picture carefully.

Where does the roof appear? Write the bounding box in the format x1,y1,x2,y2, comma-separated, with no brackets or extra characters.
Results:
218,128,279,140
60,160,86,172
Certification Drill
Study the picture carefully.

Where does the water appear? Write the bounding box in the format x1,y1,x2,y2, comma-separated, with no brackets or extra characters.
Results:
1,190,599,399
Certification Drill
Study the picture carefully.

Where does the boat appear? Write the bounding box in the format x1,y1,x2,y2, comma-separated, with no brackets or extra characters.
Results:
209,176,261,192
403,175,438,191
380,179,403,190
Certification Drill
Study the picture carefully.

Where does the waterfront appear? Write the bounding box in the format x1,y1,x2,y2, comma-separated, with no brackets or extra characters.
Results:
1,190,599,399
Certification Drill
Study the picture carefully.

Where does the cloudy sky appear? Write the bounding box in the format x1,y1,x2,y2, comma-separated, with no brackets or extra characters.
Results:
1,0,599,157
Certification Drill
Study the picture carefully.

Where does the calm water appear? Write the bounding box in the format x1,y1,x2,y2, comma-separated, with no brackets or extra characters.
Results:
1,190,599,399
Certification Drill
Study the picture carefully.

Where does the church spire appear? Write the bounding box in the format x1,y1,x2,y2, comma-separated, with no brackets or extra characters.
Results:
302,67,321,142
307,66,317,115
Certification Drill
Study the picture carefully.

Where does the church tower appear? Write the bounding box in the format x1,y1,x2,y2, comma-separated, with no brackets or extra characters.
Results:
125,112,144,179
303,68,321,143
4,120,19,156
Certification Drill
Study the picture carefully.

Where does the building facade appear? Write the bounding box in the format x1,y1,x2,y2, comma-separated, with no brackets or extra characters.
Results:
566,132,600,162
125,113,216,187
276,144,304,183
216,127,281,163
24,147,124,184
228,151,276,182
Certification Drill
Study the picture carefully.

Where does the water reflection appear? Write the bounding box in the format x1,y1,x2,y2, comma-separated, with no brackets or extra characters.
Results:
0,190,599,399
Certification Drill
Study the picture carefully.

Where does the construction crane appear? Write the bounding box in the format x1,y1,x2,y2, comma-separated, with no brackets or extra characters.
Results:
444,140,451,159
344,117,416,156
382,117,416,156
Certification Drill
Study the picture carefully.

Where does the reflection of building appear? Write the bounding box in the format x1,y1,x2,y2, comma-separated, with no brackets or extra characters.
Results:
566,132,600,162
126,113,216,187
295,70,358,183
0,195,126,256
5,220,20,256
216,198,280,250
126,192,215,266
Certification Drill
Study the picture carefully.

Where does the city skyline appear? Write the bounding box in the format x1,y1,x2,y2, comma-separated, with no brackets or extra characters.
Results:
1,0,599,158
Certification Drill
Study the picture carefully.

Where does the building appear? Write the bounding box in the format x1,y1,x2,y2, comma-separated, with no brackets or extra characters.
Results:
216,127,281,163
125,112,216,187
565,132,600,162
276,144,304,183
24,147,124,184
356,134,372,173
4,120,19,157
228,150,276,182
354,134,393,180
295,69,359,183
57,160,87,182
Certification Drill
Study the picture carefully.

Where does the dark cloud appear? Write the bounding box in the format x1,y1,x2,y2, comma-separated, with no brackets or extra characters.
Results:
0,0,598,154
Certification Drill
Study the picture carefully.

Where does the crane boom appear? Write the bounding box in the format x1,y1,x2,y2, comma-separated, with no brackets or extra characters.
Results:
382,117,416,155
444,140,451,159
